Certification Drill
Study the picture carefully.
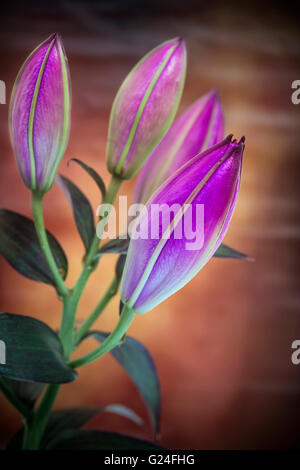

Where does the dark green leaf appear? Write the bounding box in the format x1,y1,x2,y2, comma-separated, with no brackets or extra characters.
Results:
5,407,98,450
5,429,22,450
0,313,77,383
69,158,106,201
115,254,127,281
56,175,95,253
99,236,129,255
0,209,68,285
47,430,163,450
84,331,160,434
2,377,44,409
214,243,251,260
41,407,99,447
119,300,125,316
6,405,143,450
44,405,143,444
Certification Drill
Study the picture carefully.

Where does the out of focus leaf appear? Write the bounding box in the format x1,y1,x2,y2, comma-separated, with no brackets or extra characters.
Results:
0,209,68,285
98,236,129,255
46,430,163,450
56,175,95,253
0,313,77,384
6,405,143,450
214,243,251,260
115,254,127,281
2,377,44,409
83,331,160,434
41,408,99,447
69,158,106,201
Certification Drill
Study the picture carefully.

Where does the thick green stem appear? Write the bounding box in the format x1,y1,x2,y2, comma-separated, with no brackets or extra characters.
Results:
22,384,60,450
74,275,119,345
31,192,69,298
69,304,135,369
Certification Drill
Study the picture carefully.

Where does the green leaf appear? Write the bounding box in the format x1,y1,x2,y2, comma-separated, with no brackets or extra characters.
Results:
6,405,143,450
0,209,68,285
119,300,125,316
41,407,99,447
6,407,98,450
69,158,106,201
84,331,160,434
214,243,252,260
115,254,127,281
46,430,163,450
99,236,129,255
96,240,250,263
0,313,77,383
2,377,44,409
56,175,95,253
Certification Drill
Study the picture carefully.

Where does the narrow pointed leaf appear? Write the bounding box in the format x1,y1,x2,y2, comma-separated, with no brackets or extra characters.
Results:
2,377,44,409
0,209,67,285
6,407,98,450
98,236,130,255
83,331,160,434
46,430,163,450
6,405,142,450
0,313,77,383
56,175,95,253
41,408,99,447
214,243,251,260
69,158,106,201
115,254,127,281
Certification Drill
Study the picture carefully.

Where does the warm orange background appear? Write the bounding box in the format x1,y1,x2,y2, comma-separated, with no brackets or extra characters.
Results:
1,1,300,449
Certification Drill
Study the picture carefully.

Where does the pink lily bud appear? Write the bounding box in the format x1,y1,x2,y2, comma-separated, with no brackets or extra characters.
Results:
9,34,71,193
120,135,245,314
133,89,224,204
106,38,187,179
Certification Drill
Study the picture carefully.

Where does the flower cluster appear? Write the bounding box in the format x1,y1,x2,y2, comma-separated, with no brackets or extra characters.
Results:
8,34,245,314
0,33,247,451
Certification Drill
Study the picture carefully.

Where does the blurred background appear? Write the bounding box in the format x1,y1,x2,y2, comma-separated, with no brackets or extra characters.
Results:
0,0,300,449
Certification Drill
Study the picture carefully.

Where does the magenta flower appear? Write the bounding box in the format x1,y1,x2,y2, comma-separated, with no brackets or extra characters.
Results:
9,33,71,193
133,89,224,204
120,135,245,314
106,38,187,179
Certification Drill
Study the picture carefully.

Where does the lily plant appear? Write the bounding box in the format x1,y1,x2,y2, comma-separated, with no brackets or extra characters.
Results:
0,33,249,450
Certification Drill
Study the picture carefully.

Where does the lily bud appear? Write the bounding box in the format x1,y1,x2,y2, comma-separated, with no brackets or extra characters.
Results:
106,38,187,179
9,34,71,193
120,135,245,314
133,89,224,204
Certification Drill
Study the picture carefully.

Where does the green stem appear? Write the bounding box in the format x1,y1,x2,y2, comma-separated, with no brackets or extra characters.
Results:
22,385,60,450
58,174,123,357
31,192,69,298
69,304,135,369
0,376,30,418
74,275,119,345
21,174,123,450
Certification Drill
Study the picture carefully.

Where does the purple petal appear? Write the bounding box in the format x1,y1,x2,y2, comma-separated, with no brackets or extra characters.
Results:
107,38,186,179
9,34,71,192
133,89,224,204
121,135,244,314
